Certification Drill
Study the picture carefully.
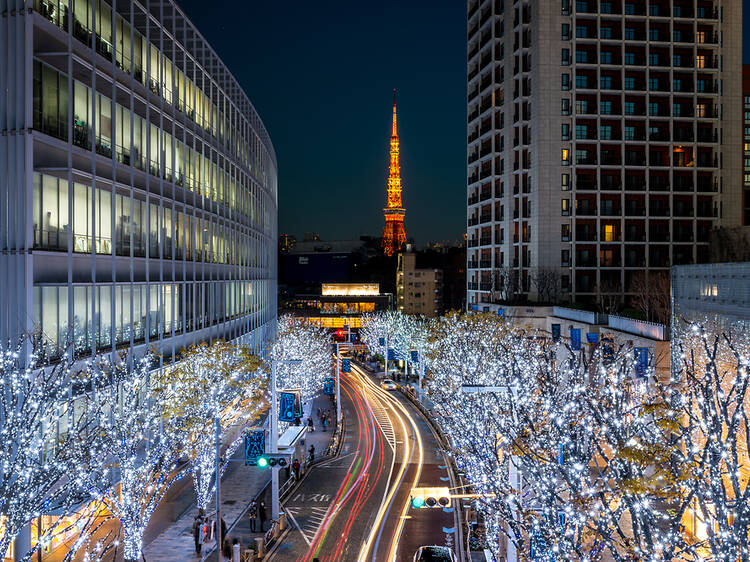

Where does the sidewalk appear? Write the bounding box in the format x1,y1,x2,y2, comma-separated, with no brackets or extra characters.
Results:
234,393,338,557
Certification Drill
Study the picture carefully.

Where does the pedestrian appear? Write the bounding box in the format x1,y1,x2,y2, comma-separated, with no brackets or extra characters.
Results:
307,416,314,432
192,508,205,555
317,407,321,418
292,458,301,480
249,500,258,532
294,415,301,426
259,501,267,531
309,444,316,463
213,517,226,547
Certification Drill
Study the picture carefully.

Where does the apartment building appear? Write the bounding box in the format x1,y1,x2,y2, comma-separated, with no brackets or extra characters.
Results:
397,251,443,317
466,0,742,308
0,0,278,363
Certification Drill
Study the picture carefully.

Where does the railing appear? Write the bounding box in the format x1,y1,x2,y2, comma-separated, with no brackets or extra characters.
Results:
553,306,607,325
608,315,668,340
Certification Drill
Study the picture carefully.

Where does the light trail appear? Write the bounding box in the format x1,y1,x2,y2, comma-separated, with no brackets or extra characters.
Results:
353,365,425,562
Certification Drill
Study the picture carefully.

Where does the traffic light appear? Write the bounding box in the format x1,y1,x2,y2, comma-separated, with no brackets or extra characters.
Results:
410,487,451,509
256,454,291,468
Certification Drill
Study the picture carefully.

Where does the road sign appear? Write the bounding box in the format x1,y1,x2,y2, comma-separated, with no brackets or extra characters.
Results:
341,358,351,373
323,378,334,395
279,392,297,422
245,430,265,466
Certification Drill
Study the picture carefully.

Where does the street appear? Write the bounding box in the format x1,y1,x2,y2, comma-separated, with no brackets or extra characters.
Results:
271,363,461,561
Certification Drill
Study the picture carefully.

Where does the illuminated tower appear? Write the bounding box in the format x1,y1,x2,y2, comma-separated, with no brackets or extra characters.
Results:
382,90,407,256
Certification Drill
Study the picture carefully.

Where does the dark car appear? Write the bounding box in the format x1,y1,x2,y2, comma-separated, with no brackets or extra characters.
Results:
413,545,457,561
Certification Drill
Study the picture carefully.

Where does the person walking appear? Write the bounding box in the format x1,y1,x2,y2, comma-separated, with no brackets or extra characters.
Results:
292,458,301,480
259,500,267,532
192,508,205,555
249,500,258,533
309,444,316,463
307,416,314,432
322,415,327,432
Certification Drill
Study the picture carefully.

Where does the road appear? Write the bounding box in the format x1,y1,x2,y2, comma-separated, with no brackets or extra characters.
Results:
273,363,462,561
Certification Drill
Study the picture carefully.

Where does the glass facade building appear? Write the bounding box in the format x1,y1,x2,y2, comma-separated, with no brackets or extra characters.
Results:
0,0,277,359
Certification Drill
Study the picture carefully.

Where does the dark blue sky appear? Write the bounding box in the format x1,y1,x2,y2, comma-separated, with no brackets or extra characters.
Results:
176,0,466,245
178,1,749,245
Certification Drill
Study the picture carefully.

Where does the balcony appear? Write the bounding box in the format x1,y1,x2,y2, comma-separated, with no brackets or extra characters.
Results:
468,216,479,226
468,194,479,205
480,214,492,224
468,282,479,290
468,260,479,269
468,239,479,248
480,236,493,246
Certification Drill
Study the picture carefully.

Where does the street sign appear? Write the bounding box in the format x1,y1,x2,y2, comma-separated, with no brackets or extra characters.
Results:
341,358,351,373
245,430,265,466
323,378,334,395
279,392,297,422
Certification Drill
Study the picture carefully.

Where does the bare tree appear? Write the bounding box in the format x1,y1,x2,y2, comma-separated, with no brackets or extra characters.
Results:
628,271,670,323
594,278,621,314
529,268,561,304
494,266,521,303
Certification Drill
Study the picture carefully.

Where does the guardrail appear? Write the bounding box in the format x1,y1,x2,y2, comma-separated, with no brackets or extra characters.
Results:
608,315,668,340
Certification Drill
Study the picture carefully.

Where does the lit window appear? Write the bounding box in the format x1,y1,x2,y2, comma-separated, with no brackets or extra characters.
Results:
696,55,705,69
562,148,570,165
604,225,615,242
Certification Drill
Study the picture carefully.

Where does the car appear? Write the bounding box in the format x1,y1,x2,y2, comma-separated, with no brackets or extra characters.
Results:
413,545,457,562
380,378,397,390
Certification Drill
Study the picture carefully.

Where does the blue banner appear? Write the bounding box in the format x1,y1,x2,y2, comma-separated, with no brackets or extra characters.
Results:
245,430,265,466
586,332,598,345
341,358,351,373
387,348,396,361
323,378,334,395
378,337,385,346
410,350,419,363
635,347,649,377
497,308,505,317
279,392,297,422
558,443,564,465
551,324,561,342
570,328,581,351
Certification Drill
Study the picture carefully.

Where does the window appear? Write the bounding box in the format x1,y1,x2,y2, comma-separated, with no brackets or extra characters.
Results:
648,78,659,91
575,99,589,114
575,124,588,139
673,79,682,92
576,50,588,63
697,79,708,93
649,4,659,16
33,60,69,142
562,148,570,165
561,48,570,65
696,55,705,69
576,25,588,38
600,75,612,89
649,28,659,41
649,53,659,66
562,23,570,40
696,31,705,44
697,103,706,118
649,102,659,116
672,103,681,117
562,224,571,241
625,27,635,40
562,74,570,90
33,173,70,251
561,98,570,115
624,3,635,15
624,101,635,115
562,173,570,191
562,0,570,14
575,74,589,88
575,149,590,164
603,224,615,242
673,30,682,42
561,123,570,140
600,27,612,39
673,54,682,67
624,76,635,90
600,1,612,14
624,126,635,140
624,52,635,65
600,125,612,140
600,51,612,64
561,248,570,265
600,100,612,114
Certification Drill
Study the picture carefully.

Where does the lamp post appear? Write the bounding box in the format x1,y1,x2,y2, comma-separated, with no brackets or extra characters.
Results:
270,358,302,521
335,342,352,425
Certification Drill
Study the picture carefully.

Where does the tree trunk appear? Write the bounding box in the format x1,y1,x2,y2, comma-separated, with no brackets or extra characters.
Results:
123,525,143,562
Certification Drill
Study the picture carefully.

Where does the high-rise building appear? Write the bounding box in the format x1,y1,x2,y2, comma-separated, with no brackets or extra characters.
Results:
743,65,750,225
0,0,278,361
396,249,443,317
382,91,407,256
466,0,742,308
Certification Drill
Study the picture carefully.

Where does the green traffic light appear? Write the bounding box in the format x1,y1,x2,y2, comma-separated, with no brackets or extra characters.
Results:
258,457,268,468
411,496,425,509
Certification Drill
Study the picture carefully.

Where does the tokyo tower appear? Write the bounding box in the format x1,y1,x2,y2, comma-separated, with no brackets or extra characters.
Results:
382,90,407,256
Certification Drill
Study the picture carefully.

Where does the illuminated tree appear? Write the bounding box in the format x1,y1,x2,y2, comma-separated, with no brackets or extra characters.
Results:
73,355,184,562
0,341,103,562
271,316,332,403
155,341,266,511
426,313,695,561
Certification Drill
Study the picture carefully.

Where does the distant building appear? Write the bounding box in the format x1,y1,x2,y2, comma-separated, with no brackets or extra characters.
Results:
743,66,750,225
397,249,443,317
279,234,297,253
281,239,367,288
303,232,321,242
672,262,750,323
282,283,392,329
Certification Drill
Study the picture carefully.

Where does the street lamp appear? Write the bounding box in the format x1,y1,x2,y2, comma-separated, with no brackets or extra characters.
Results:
270,358,302,521
335,342,352,425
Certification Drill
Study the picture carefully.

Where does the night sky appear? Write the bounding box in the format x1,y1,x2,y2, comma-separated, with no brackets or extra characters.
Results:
176,1,749,246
